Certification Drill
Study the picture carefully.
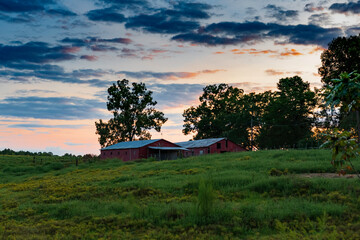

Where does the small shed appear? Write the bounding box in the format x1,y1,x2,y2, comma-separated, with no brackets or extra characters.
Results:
176,138,246,157
100,139,188,161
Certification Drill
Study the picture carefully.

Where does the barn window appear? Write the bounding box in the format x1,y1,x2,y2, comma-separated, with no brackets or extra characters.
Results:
226,140,228,148
110,152,113,155
217,143,221,149
118,152,120,155
207,148,210,153
125,151,127,155
200,150,203,155
192,150,194,156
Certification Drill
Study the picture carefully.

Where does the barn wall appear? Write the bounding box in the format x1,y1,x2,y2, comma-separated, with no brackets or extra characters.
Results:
182,139,246,157
100,148,140,161
101,139,183,161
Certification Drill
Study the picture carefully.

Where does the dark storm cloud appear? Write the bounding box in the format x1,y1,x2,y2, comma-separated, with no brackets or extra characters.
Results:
172,21,342,48
0,41,77,65
265,4,298,21
330,1,360,14
0,96,105,120
86,8,126,23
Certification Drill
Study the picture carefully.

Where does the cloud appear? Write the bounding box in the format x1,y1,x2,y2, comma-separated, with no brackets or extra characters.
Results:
86,8,126,23
0,0,54,13
308,13,331,25
80,55,98,61
96,0,150,11
124,2,212,34
304,3,325,12
265,4,298,21
8,124,86,129
172,21,342,47
0,96,106,120
330,1,360,14
125,13,200,34
61,36,132,53
0,41,77,66
117,69,224,80
346,26,360,36
265,69,303,76
0,64,112,87
279,48,302,56
0,0,76,20
149,83,204,109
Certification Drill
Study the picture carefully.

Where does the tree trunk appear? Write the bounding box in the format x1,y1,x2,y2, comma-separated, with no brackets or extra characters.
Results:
357,110,360,143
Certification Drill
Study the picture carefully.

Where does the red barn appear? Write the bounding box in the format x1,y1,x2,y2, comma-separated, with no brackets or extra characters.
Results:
176,138,246,157
100,139,188,161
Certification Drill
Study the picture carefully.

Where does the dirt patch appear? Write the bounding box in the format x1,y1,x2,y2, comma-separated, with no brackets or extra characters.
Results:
299,173,358,179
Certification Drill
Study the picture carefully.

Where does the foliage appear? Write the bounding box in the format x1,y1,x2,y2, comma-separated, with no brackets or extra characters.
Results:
95,79,167,147
257,76,317,148
0,150,359,239
0,148,54,156
319,35,360,85
182,84,272,148
196,178,215,219
321,129,360,178
323,72,360,113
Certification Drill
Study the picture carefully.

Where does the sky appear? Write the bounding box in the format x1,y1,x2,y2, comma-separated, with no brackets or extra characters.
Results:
0,0,359,155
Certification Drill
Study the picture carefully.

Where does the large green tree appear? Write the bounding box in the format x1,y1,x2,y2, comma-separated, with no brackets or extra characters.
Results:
182,84,268,148
95,79,167,148
319,35,360,131
319,35,360,85
257,76,317,148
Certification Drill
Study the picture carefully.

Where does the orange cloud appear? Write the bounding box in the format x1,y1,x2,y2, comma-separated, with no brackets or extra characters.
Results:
309,46,325,54
214,51,224,54
62,46,81,53
280,49,303,56
265,69,303,76
265,69,284,76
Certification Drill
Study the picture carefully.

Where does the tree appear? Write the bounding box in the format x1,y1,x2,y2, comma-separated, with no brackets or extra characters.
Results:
183,84,247,145
95,79,167,148
319,35,360,85
182,83,269,148
323,72,360,141
257,76,317,148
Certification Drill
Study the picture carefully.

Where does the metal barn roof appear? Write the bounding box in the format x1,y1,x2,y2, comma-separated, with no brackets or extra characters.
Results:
101,139,161,150
176,138,225,148
148,146,189,151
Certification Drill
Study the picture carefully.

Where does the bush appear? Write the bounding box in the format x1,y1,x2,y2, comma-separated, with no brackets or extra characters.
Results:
197,179,215,218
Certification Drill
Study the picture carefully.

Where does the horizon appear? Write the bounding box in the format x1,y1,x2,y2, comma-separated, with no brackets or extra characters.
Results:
1,0,359,155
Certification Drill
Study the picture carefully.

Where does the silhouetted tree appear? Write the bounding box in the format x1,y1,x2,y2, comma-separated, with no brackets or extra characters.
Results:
319,35,360,85
95,79,167,148
257,76,317,148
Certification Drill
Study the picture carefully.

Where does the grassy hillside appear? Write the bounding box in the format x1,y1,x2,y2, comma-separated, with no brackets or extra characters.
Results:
0,150,359,239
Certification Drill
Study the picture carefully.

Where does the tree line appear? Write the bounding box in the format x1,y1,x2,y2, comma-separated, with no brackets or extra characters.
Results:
96,35,360,151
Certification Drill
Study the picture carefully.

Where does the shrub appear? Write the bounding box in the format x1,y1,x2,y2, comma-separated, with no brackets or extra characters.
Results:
196,179,215,218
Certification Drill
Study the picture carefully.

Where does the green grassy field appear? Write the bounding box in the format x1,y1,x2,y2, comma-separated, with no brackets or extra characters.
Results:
0,150,359,239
